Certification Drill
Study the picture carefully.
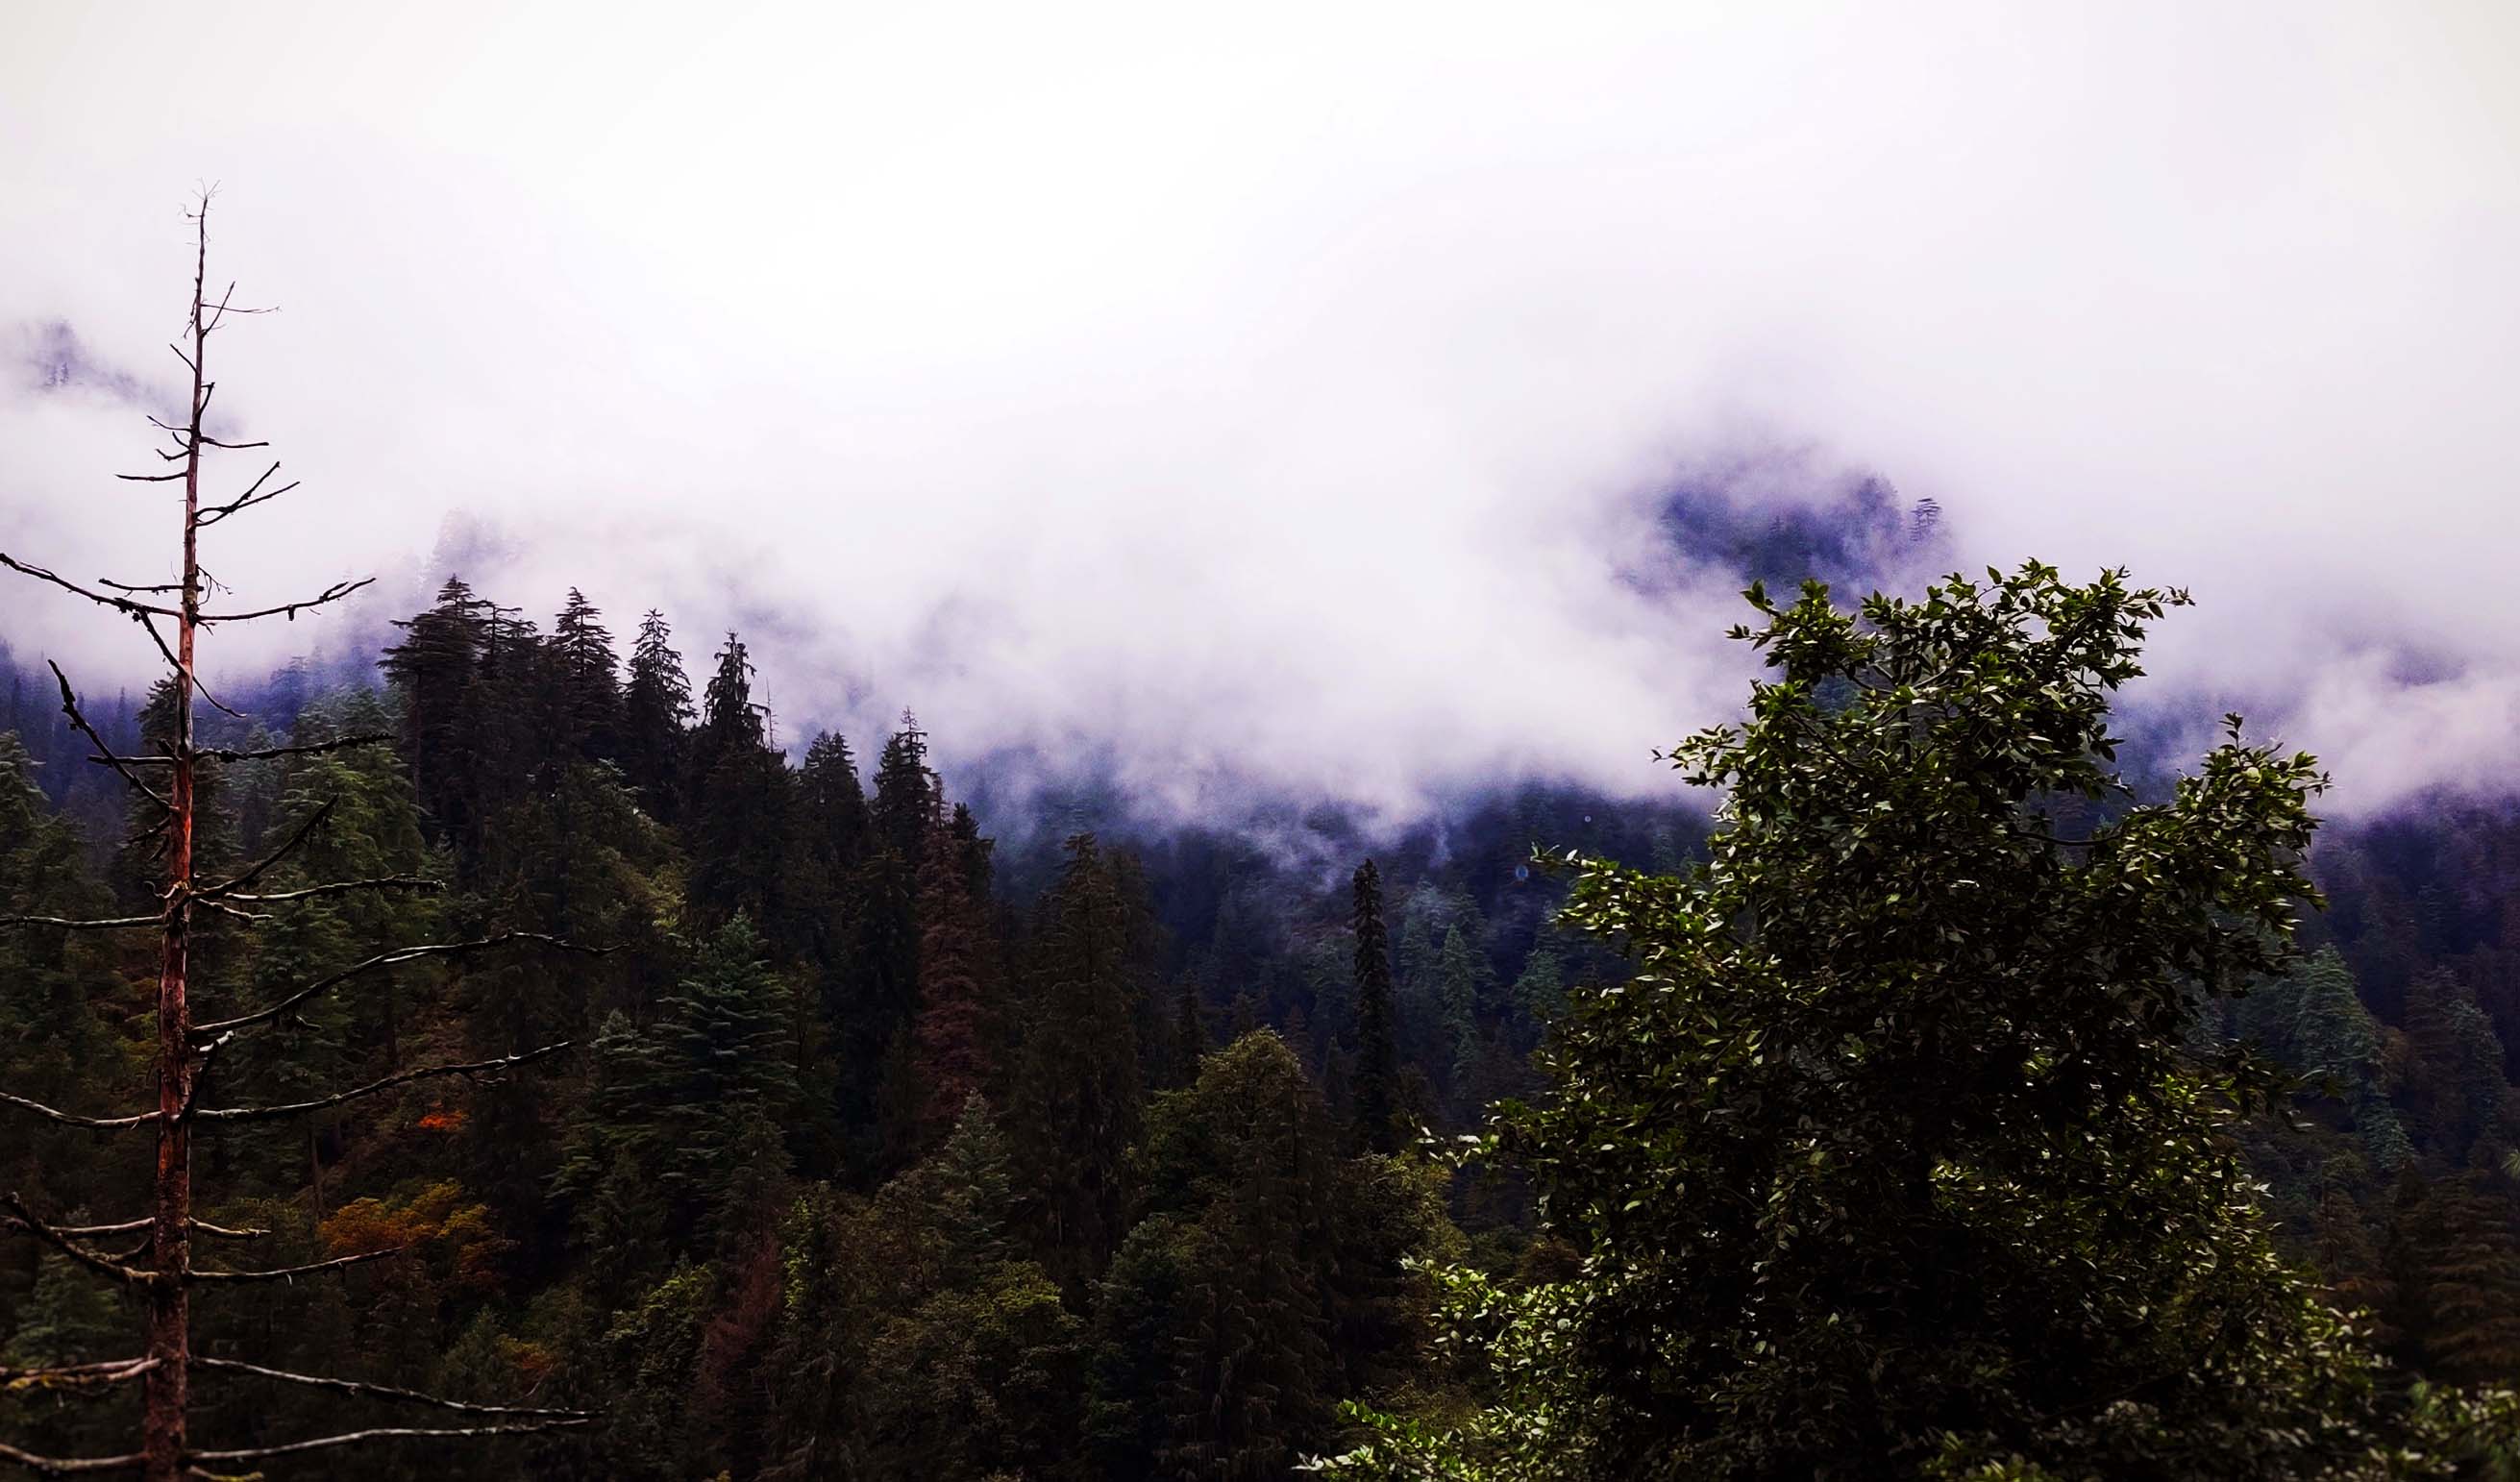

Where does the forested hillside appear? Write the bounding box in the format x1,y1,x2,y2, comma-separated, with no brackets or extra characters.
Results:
12,0,2519,1468
0,575,1470,1477
11,556,2520,1476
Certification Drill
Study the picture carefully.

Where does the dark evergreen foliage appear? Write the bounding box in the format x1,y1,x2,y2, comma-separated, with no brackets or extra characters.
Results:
12,563,2520,1479
1350,859,1400,1154
619,608,693,823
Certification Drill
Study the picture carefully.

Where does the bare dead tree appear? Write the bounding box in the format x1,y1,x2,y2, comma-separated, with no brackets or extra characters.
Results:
0,191,597,1480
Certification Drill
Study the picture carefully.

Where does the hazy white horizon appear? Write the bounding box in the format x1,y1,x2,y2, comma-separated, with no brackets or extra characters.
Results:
5,2,2516,821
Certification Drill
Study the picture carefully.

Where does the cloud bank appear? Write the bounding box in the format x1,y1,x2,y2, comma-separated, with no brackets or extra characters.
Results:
3,1,2515,822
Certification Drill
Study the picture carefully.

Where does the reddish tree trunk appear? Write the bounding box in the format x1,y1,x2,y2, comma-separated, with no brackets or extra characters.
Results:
141,208,210,1482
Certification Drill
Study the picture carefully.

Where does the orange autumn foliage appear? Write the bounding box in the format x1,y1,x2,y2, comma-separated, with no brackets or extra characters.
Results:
319,1180,515,1296
415,1104,471,1133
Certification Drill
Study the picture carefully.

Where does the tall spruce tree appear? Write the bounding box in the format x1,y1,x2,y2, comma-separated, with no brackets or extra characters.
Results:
620,608,693,823
685,634,793,928
1158,1033,1337,1480
2391,1172,2520,1387
380,576,490,849
2404,974,2511,1165
870,712,935,872
798,731,869,872
550,588,623,765
1349,860,1400,1154
911,804,990,1142
1012,835,1151,1284
559,916,798,1250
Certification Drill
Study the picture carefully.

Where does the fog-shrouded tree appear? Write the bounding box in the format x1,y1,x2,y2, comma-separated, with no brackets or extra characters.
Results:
620,608,694,823
549,588,624,766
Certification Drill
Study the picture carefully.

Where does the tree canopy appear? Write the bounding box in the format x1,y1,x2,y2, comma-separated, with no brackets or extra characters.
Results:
1332,564,2517,1480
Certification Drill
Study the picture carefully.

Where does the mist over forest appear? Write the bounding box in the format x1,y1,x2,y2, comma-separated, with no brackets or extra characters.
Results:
8,4,2520,1480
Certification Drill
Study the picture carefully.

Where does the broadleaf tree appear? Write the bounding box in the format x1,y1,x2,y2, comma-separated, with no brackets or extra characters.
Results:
1329,563,2520,1480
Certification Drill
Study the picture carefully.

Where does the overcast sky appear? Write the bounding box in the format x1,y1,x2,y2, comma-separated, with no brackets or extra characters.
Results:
4,2,2515,822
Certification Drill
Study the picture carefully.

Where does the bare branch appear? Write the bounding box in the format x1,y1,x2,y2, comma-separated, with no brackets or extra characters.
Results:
97,579,186,594
0,1194,159,1285
201,279,236,333
0,1439,143,1474
0,913,164,931
198,280,274,334
191,899,273,927
183,1245,407,1284
45,663,177,816
0,1087,154,1130
196,799,334,898
194,460,289,526
97,733,392,767
193,435,267,451
0,1357,156,1394
215,875,444,906
193,1042,574,1123
193,932,599,1036
129,607,189,675
193,480,294,528
0,554,182,618
48,1219,265,1241
185,1419,590,1466
113,469,189,483
196,576,376,624
132,613,252,722
190,1357,587,1419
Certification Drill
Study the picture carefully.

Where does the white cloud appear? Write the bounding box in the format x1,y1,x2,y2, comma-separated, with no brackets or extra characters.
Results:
3,0,2514,820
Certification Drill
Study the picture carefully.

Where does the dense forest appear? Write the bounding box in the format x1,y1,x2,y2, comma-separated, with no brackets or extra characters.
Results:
0,561,1583,1475
8,205,2520,1482
11,552,2520,1476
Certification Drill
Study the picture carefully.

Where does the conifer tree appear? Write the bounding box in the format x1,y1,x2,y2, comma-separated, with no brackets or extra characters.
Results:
870,711,936,871
2392,1172,2520,1386
1162,1043,1337,1481
1510,940,1566,1024
1170,979,1211,1089
619,608,693,823
560,916,797,1249
950,800,993,900
836,834,921,1158
550,588,623,765
1096,1032,1340,1480
466,601,547,828
0,733,117,1124
855,1098,1087,1477
911,804,990,1140
828,712,938,1158
1434,924,1489,1094
1349,860,1400,1154
2404,973,2511,1164
686,634,793,927
1012,835,1150,1283
381,576,490,848
798,730,868,871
